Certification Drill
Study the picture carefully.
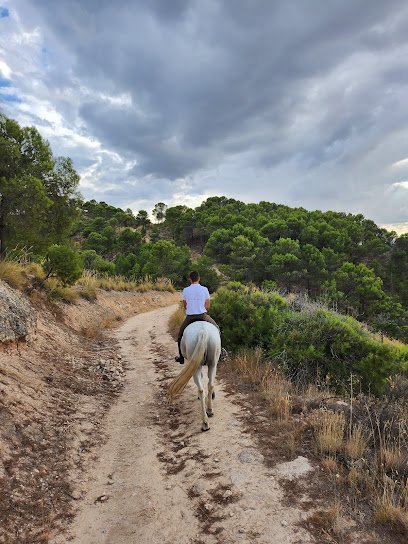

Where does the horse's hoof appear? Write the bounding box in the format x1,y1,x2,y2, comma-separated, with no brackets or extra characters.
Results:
201,423,210,432
212,391,215,400
206,409,214,417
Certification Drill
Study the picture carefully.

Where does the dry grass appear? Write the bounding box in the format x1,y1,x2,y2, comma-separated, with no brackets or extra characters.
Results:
262,370,291,421
231,349,292,421
0,260,26,289
81,313,122,338
44,278,79,303
217,343,408,539
77,271,175,294
311,410,345,455
381,444,407,473
76,270,99,300
321,456,339,473
374,476,408,533
307,501,345,541
168,304,185,340
345,424,369,460
153,277,175,292
24,262,45,280
234,348,266,384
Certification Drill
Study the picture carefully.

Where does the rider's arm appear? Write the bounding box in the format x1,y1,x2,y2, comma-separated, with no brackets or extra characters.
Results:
183,299,187,311
205,298,210,311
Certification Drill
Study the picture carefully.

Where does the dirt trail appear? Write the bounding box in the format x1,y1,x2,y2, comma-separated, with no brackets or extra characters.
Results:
62,304,313,544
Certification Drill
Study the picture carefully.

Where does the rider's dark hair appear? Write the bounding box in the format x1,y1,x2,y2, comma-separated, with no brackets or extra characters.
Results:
189,271,200,282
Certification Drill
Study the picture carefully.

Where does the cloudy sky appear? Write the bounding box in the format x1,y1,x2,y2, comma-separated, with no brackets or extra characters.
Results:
1,1,408,229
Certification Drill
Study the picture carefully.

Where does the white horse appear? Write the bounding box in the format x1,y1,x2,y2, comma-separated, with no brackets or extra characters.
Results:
169,321,221,432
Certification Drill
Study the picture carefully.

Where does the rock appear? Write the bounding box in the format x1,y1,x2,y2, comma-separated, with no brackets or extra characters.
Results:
70,490,82,500
222,489,233,499
273,456,314,481
238,528,245,533
204,502,213,512
190,482,206,496
281,520,288,527
0,280,37,343
95,494,109,503
237,449,264,464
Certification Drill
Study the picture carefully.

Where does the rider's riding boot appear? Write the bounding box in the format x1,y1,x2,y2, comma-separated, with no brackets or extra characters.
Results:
175,338,184,364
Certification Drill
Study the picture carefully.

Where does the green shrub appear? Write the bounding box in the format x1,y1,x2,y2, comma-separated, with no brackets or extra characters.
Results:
210,282,287,351
269,309,407,395
44,245,83,286
211,283,407,396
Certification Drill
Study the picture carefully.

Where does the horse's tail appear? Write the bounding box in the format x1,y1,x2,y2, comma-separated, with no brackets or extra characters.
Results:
169,329,208,401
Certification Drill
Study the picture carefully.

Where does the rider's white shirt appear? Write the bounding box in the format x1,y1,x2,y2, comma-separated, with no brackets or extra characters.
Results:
182,284,210,315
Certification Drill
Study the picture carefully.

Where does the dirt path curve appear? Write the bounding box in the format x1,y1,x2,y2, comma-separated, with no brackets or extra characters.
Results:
65,304,313,544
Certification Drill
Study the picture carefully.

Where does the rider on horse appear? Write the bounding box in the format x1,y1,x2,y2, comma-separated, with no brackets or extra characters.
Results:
175,271,219,364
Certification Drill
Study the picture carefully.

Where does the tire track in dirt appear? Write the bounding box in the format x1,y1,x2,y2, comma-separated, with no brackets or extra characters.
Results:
59,304,313,544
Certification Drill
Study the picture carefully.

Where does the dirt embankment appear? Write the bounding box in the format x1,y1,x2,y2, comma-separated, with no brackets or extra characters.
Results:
0,284,179,544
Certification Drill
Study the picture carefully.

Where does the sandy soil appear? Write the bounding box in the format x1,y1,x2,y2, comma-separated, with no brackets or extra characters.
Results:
0,288,179,543
62,304,314,544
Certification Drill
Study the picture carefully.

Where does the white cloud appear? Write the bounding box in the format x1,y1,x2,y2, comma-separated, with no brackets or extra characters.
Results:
0,59,12,78
392,181,408,189
391,157,408,168
2,0,408,223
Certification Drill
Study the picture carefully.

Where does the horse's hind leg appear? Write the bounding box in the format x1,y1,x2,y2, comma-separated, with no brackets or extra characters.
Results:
194,368,209,432
206,361,217,417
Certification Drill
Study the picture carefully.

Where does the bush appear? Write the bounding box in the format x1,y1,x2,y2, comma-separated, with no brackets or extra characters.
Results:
211,282,407,396
269,309,407,395
82,250,115,275
44,245,83,286
210,282,287,351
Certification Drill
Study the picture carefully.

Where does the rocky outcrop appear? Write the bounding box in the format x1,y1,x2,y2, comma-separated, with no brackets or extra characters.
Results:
0,280,36,343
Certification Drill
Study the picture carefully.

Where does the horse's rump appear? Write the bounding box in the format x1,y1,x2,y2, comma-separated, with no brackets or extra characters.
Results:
169,322,221,400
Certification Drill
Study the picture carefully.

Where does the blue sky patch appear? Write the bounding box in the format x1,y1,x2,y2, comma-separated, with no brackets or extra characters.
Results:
0,77,11,88
0,6,9,18
0,93,21,103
